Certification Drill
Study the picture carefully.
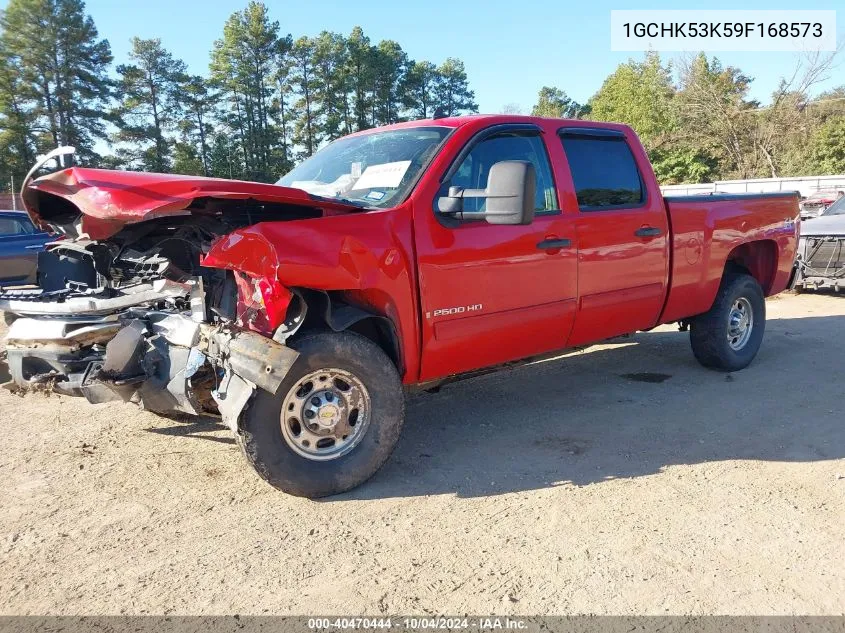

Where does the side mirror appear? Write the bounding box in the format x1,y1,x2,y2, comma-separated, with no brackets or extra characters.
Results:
437,160,536,225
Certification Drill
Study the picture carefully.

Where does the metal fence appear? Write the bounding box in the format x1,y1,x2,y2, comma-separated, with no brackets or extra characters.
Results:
0,193,23,211
661,174,845,198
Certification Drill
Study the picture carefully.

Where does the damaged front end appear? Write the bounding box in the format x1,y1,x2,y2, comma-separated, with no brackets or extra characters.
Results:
0,153,365,430
2,254,299,431
794,217,845,292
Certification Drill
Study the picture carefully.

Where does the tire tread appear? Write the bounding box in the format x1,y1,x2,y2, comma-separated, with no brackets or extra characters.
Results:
690,273,765,372
237,330,404,498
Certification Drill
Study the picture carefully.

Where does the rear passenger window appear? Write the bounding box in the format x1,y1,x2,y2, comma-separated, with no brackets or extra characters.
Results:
560,134,644,210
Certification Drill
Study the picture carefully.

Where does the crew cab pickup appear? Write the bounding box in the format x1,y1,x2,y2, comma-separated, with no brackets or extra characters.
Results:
0,115,799,497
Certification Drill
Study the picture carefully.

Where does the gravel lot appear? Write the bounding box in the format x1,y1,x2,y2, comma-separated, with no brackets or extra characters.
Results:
1,292,844,616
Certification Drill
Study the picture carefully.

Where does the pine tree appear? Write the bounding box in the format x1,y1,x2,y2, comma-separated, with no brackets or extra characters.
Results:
272,38,296,174
372,40,407,126
532,87,586,119
0,42,37,186
402,61,438,119
434,58,477,117
207,130,242,179
178,76,217,176
312,31,350,141
114,37,187,172
289,36,319,157
210,1,282,181
346,26,373,131
0,0,113,165
172,141,204,176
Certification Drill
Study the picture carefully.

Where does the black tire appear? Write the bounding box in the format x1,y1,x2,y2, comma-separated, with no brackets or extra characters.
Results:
690,273,765,372
238,330,404,498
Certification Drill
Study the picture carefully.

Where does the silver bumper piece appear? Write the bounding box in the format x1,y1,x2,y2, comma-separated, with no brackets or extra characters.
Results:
0,279,192,316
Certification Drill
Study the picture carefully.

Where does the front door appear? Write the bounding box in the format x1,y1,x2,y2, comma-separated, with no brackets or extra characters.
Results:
415,126,578,381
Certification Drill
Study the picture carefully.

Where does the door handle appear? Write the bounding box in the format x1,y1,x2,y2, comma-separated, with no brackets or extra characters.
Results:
634,226,662,238
537,238,572,250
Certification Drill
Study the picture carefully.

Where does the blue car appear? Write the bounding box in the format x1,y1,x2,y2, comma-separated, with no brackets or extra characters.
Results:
0,210,53,285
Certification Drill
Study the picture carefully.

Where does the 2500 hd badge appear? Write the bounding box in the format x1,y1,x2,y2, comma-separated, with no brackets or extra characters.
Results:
428,304,484,319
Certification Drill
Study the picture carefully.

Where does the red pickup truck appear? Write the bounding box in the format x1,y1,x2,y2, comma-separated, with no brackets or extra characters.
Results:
1,115,799,497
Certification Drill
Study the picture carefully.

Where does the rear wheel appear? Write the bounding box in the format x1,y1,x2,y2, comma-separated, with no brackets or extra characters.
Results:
238,330,404,498
690,273,765,372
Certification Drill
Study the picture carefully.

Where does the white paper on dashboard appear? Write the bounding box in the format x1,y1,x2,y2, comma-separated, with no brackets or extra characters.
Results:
352,161,411,190
290,174,356,197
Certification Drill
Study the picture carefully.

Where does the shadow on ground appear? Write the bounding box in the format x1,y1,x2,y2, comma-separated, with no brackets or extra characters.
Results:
145,415,236,445
335,314,845,500
5,311,842,500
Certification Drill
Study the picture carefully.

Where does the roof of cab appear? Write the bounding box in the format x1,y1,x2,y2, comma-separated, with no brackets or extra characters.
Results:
344,113,635,137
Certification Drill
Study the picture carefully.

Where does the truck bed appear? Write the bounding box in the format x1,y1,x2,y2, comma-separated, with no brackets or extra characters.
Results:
660,192,800,324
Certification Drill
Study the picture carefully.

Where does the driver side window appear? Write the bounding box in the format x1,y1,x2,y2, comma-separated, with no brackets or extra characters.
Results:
447,133,558,214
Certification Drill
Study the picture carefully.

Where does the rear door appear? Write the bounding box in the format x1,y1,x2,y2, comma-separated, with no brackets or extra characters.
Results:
415,124,578,381
557,128,669,345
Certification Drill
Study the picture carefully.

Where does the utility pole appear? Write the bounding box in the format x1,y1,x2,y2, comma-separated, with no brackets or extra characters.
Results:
10,175,15,210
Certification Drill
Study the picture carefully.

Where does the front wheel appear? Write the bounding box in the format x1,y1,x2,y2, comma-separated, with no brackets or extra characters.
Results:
689,273,766,372
238,331,404,498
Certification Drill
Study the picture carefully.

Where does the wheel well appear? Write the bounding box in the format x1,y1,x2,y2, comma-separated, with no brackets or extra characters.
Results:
346,318,402,369
724,240,778,294
290,289,403,372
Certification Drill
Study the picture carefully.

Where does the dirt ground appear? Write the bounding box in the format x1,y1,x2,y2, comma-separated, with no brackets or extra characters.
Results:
1,292,844,616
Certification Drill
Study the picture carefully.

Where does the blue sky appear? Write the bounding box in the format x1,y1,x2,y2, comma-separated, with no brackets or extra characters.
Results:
6,0,845,110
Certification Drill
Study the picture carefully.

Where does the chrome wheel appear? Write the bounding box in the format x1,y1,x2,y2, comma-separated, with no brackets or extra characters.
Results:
727,297,754,351
280,368,371,461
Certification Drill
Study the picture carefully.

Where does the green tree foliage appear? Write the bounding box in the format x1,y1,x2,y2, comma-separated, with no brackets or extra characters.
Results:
0,0,112,166
588,52,715,184
372,40,407,126
809,117,845,174
312,31,351,141
178,75,218,176
346,26,372,132
0,1,479,185
271,41,295,173
590,52,676,147
113,37,187,172
289,36,320,158
4,1,841,190
434,58,477,117
172,141,204,176
677,54,760,179
207,131,241,179
402,61,438,119
532,86,587,119
210,1,284,180
0,43,36,184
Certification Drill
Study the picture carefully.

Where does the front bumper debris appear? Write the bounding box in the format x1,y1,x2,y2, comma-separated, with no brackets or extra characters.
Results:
0,279,193,316
2,284,299,431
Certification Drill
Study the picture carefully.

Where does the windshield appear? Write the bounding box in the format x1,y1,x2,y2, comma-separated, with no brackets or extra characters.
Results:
821,196,845,216
276,126,451,208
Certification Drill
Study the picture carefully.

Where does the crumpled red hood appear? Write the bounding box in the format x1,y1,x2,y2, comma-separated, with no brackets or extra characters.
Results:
23,167,361,240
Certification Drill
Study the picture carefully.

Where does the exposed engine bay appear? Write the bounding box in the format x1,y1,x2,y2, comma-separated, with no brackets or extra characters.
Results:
0,182,339,429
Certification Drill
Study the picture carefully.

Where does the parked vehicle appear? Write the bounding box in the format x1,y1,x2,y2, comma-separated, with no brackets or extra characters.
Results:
0,210,52,285
794,194,845,291
0,116,799,497
799,190,842,220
